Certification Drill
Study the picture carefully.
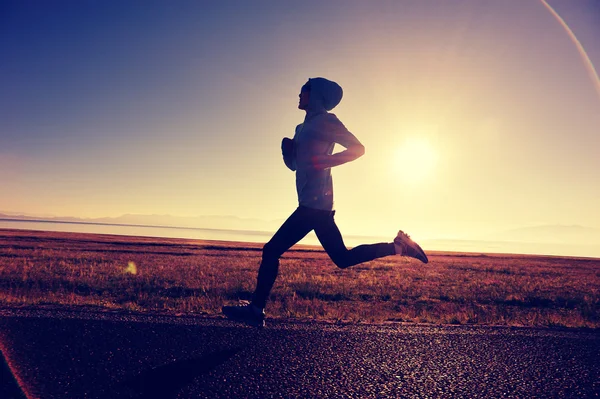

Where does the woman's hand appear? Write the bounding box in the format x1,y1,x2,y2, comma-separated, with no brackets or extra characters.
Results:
281,137,297,171
281,137,295,157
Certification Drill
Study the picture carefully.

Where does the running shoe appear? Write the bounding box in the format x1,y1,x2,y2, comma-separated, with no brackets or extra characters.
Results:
394,230,428,264
222,301,265,328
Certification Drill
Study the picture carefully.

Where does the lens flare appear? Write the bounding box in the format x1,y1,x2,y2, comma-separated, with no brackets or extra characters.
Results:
540,0,600,102
0,340,31,399
124,261,137,275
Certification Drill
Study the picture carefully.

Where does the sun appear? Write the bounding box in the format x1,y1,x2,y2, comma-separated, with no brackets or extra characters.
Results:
394,137,438,183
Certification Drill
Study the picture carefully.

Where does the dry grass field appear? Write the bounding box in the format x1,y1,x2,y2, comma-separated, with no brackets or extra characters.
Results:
0,229,598,328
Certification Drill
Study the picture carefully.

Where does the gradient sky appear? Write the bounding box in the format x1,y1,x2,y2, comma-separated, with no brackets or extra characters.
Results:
1,0,599,241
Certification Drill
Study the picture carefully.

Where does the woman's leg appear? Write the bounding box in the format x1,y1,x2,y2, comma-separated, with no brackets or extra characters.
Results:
251,207,316,308
314,211,395,269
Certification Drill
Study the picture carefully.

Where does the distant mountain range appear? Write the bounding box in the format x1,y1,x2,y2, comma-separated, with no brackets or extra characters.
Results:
2,212,599,257
484,225,600,246
1,212,599,247
0,212,284,232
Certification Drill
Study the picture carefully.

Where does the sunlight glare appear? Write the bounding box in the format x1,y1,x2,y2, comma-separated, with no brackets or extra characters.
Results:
394,137,438,183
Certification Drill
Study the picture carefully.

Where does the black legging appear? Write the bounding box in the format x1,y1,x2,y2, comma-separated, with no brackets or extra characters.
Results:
251,206,395,308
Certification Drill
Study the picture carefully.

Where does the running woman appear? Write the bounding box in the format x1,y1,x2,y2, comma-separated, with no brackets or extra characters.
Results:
223,77,428,327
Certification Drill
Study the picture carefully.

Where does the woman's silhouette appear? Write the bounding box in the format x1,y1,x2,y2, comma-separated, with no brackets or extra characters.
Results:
223,77,428,327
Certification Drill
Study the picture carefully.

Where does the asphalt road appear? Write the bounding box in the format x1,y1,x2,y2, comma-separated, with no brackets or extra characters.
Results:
0,308,598,399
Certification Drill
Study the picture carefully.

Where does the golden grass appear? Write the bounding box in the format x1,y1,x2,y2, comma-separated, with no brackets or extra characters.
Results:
0,229,598,328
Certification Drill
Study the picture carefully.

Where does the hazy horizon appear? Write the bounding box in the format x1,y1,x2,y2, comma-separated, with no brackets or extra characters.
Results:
4,208,600,236
2,210,600,259
2,1,599,256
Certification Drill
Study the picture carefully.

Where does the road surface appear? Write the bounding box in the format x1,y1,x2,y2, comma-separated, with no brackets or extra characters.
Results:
0,308,598,398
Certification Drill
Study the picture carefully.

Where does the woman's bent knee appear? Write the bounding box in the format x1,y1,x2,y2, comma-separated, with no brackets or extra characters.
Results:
262,242,283,261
